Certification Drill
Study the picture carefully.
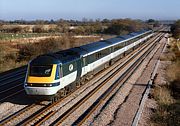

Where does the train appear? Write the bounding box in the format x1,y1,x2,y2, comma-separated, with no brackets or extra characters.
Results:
24,29,154,101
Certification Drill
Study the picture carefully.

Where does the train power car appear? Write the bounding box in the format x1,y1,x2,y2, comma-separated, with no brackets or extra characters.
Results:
24,30,153,100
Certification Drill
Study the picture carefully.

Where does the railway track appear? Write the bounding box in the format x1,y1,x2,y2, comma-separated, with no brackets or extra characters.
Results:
0,66,26,102
50,33,165,126
0,71,25,85
132,35,168,126
0,78,25,102
0,83,24,102
0,33,164,126
0,66,26,81
0,103,47,126
89,34,167,126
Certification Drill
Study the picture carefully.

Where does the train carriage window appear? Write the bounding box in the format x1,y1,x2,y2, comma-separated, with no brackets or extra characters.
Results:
60,65,63,78
91,47,111,62
114,43,124,52
99,53,101,58
88,53,96,63
83,57,86,66
98,52,102,59
134,37,139,42
98,48,109,58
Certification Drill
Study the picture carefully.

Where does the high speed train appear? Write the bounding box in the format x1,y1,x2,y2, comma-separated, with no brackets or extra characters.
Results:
24,29,154,100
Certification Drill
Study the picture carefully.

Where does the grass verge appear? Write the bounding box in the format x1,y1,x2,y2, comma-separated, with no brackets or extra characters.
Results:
151,38,180,126
0,35,102,73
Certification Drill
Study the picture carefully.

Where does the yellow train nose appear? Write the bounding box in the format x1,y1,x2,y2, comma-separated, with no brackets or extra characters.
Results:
27,65,57,84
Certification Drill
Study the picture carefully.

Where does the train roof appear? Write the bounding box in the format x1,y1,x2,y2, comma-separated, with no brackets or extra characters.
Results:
77,40,111,55
30,49,81,65
101,30,150,46
104,37,124,45
118,34,132,40
30,29,152,65
53,49,80,63
136,29,150,34
30,55,61,65
64,29,151,57
129,32,139,36
79,30,149,55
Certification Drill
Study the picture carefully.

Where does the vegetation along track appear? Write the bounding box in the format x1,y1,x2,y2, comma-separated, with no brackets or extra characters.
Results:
0,33,163,126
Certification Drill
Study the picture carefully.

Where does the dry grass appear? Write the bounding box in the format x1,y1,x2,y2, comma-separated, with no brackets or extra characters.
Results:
151,85,175,126
17,35,102,62
153,86,174,106
151,38,180,126
159,52,176,61
151,85,180,126
0,44,26,72
0,34,104,73
166,61,180,82
0,60,27,73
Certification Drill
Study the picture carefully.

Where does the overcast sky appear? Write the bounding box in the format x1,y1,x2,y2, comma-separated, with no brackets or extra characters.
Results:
0,0,179,20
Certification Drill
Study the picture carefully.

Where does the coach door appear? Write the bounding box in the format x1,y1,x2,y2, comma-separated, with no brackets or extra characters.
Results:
76,58,82,81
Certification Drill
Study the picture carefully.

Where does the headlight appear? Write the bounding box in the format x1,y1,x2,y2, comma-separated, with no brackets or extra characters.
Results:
26,82,60,87
24,83,28,86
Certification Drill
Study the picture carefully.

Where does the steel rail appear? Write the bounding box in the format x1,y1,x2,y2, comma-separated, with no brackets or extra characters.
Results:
0,104,37,125
0,66,26,80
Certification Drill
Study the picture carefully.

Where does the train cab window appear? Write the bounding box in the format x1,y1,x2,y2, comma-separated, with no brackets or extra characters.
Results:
55,65,60,79
30,65,52,77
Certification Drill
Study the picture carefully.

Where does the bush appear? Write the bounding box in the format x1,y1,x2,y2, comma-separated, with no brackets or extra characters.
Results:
0,44,23,72
0,44,6,64
171,20,180,39
32,25,46,33
17,34,78,61
10,26,23,33
17,37,62,61
152,84,179,126
104,19,148,35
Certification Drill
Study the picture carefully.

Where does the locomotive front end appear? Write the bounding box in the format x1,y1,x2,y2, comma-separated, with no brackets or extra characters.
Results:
24,55,61,100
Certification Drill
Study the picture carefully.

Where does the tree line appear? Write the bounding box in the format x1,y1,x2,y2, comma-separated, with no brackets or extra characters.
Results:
0,18,155,35
171,20,180,39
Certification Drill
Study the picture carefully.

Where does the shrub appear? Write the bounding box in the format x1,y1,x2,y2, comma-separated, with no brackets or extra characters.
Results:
17,37,62,61
10,26,23,33
151,38,180,126
32,25,46,33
